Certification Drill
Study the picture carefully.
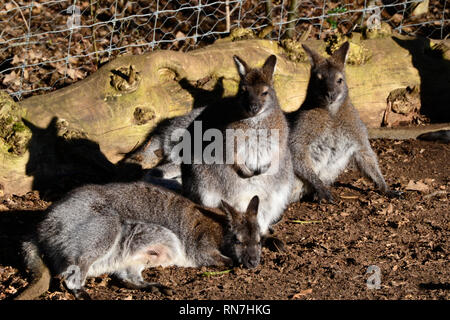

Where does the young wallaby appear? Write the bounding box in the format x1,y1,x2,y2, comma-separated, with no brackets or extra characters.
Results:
181,55,293,239
123,77,226,174
15,182,262,300
287,42,401,202
137,107,209,191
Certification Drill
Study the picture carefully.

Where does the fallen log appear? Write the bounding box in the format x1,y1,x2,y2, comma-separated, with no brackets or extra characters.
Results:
0,34,449,196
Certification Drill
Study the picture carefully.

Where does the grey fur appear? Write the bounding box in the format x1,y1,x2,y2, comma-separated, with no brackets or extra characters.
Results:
288,42,399,202
124,107,208,187
127,106,207,171
17,182,261,299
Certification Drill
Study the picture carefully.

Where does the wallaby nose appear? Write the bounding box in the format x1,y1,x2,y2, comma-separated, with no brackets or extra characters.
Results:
246,257,260,269
249,104,260,114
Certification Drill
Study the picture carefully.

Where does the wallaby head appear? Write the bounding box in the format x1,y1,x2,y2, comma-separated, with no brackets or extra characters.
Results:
302,42,350,114
220,196,261,268
233,54,278,118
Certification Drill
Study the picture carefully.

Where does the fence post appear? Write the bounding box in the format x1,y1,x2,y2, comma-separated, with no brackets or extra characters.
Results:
194,0,202,44
286,0,298,39
318,0,327,39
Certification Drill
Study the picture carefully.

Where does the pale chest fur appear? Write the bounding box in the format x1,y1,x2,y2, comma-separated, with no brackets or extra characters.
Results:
232,109,287,174
308,128,357,184
233,178,292,234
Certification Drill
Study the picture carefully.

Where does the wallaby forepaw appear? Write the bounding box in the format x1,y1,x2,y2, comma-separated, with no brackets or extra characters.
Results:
314,188,334,204
235,164,255,178
385,189,404,199
255,163,271,175
73,288,91,300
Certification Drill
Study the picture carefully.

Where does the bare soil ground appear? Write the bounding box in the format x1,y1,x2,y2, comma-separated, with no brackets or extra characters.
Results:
0,138,449,300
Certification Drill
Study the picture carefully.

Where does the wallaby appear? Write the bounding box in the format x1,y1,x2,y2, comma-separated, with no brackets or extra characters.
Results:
124,106,207,178
181,54,294,239
123,77,226,174
417,129,450,143
287,42,401,202
15,182,262,300
118,106,209,193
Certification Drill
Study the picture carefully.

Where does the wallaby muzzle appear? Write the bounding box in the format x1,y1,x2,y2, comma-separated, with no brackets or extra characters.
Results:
244,257,260,269
248,104,262,116
242,246,261,269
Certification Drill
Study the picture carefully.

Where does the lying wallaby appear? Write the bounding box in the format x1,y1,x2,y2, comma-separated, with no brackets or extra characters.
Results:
287,42,401,202
16,182,262,300
181,55,293,238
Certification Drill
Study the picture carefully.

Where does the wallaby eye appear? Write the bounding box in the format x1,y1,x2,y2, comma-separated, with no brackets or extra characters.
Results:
261,91,268,97
337,78,343,84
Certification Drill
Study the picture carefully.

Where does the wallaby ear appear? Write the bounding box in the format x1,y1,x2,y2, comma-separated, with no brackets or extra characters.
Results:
245,196,259,218
21,117,39,132
221,200,241,222
332,41,350,66
233,55,250,79
262,55,277,82
302,44,323,68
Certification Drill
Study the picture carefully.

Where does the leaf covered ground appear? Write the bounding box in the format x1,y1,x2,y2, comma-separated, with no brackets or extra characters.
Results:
0,138,448,300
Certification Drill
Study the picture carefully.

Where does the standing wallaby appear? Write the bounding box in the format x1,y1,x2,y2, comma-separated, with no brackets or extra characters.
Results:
287,42,401,202
16,182,262,300
181,55,293,239
123,77,226,174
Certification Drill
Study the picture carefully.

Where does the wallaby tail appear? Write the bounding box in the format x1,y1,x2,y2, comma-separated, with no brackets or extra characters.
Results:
417,130,450,143
15,239,51,300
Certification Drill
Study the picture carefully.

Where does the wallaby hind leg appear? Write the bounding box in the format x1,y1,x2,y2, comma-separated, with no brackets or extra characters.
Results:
61,215,120,300
115,266,173,295
353,147,402,198
292,159,334,203
209,249,233,267
60,264,91,300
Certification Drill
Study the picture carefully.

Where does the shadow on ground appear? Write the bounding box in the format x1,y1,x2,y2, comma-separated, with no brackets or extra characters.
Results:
23,117,143,201
393,37,450,124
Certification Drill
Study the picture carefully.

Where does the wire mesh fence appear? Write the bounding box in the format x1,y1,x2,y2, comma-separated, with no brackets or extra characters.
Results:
0,0,448,100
